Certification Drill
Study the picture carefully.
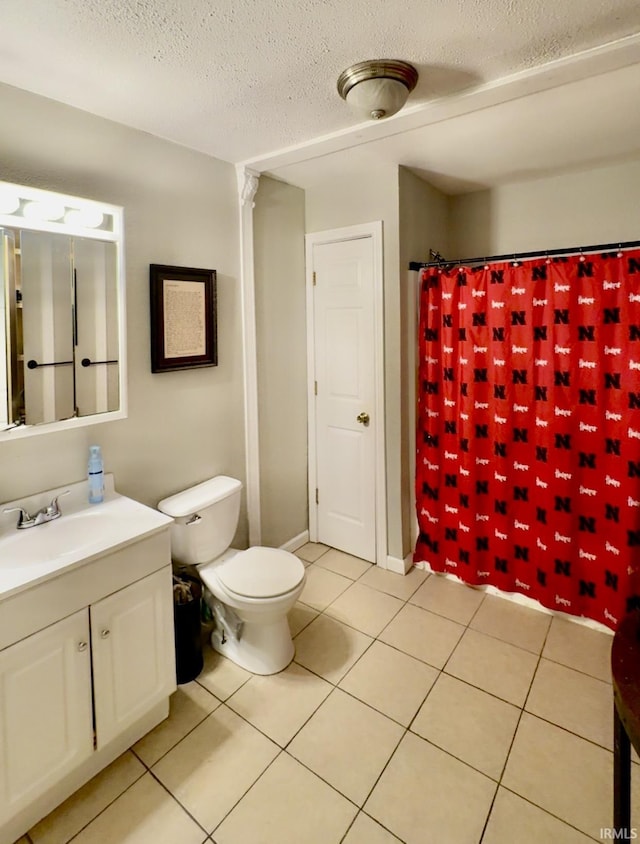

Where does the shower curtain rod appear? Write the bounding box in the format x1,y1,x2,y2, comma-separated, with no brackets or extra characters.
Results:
409,238,640,271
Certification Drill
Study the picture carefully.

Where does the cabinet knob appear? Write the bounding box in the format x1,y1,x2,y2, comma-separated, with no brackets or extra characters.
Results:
100,629,110,639
78,641,88,652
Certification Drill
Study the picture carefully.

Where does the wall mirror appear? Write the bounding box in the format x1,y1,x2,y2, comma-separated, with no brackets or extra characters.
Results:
0,181,126,440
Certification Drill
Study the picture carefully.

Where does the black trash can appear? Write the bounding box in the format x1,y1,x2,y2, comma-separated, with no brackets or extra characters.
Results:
173,570,204,684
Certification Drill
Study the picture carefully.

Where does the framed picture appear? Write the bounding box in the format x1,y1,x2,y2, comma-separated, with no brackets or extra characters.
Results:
150,264,217,373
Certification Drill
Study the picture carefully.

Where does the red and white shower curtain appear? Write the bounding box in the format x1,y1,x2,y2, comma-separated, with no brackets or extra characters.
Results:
414,250,640,630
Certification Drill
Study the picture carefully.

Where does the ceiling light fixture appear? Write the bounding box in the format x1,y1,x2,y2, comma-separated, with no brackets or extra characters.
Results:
337,59,418,121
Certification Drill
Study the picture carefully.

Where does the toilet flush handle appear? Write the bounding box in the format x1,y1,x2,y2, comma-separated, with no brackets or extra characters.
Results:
186,514,202,526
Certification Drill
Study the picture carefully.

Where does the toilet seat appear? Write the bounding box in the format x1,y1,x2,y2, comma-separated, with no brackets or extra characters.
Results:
210,547,305,599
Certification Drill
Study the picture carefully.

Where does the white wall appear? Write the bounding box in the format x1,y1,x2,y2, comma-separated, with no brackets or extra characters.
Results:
398,167,450,554
449,157,640,257
253,176,308,547
304,160,405,561
0,83,248,544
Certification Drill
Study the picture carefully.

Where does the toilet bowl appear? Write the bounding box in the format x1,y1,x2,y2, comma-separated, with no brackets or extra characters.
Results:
158,477,306,675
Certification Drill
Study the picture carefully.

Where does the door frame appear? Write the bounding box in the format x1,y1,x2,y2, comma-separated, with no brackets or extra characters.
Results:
305,221,387,567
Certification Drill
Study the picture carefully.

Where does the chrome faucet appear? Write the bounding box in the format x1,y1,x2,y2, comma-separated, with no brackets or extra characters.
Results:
4,490,71,530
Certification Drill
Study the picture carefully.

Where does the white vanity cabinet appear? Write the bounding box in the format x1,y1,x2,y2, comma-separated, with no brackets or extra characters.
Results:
91,568,175,749
0,610,94,828
0,487,176,844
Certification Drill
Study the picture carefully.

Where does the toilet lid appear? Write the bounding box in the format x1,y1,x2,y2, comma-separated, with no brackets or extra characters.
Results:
215,547,305,599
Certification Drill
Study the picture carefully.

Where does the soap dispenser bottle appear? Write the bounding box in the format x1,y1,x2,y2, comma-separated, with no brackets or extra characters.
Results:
88,445,104,504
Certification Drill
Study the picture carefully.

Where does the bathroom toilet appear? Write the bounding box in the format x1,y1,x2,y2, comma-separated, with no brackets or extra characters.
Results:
158,476,306,675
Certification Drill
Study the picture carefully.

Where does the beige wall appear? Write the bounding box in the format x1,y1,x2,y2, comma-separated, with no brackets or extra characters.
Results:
450,157,640,257
253,176,308,547
0,83,248,545
304,161,406,561
398,167,450,555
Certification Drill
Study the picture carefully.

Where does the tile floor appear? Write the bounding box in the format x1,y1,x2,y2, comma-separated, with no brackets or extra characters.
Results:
16,544,634,843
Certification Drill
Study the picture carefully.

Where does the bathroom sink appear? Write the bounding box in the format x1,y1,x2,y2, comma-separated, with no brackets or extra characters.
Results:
0,512,111,568
0,483,173,600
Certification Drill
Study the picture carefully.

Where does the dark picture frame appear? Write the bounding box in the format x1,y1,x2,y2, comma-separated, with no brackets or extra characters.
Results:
150,264,217,373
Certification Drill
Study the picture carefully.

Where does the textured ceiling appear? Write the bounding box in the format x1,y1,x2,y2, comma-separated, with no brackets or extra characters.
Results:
271,61,640,194
1,0,640,172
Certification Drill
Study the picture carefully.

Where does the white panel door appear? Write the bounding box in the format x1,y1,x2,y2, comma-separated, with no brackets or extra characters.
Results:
313,235,377,562
91,568,176,749
0,610,93,825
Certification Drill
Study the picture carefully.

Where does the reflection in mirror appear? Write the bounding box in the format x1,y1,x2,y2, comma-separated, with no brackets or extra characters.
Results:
0,182,125,439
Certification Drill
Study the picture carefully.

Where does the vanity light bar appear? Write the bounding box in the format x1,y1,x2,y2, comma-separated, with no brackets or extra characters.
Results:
0,181,121,241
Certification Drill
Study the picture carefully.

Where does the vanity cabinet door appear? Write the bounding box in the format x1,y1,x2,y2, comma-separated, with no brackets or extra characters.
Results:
0,609,93,825
90,568,176,749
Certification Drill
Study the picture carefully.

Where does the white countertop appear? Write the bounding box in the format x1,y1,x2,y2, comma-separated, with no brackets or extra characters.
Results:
0,478,173,601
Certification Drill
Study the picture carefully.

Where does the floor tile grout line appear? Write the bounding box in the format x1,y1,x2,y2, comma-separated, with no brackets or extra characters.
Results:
496,783,604,842
517,708,619,756
477,780,501,844
295,605,468,732
492,689,528,793
297,564,617,796
438,666,529,711
131,696,223,770
404,670,444,734
225,675,335,750
289,680,410,741
280,557,612,840
348,726,407,820
338,813,360,844
446,619,550,662
337,569,429,604
144,766,212,837
293,585,616,838
276,745,381,818
539,652,613,685
311,559,373,582
209,748,287,837
289,578,510,830
358,808,409,843
485,610,610,842
404,726,509,787
59,764,149,844
195,666,253,703
300,577,542,832
209,745,368,837
144,683,602,844
404,596,484,627
482,625,547,788
322,591,410,641
337,674,435,731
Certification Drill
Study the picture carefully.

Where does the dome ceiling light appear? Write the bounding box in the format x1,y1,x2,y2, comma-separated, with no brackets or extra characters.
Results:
337,59,419,121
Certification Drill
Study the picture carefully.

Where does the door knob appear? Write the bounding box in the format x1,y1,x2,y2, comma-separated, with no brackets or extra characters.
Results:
100,629,111,639
356,412,370,426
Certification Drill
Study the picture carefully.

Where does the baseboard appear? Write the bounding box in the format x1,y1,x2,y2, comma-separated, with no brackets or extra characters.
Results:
279,530,310,553
386,553,414,575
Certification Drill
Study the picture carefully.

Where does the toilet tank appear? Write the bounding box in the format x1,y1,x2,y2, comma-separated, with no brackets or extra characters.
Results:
158,476,242,565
